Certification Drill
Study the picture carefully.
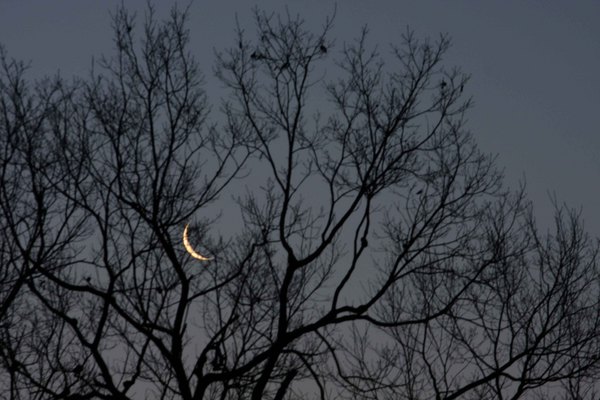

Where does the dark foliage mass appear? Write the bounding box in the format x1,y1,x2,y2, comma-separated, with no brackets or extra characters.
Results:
1,5,599,400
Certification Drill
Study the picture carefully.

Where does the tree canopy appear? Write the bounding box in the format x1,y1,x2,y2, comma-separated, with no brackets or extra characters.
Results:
0,5,599,400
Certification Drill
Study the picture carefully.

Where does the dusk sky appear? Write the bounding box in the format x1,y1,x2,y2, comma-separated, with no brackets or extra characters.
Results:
1,0,599,236
2,3,600,398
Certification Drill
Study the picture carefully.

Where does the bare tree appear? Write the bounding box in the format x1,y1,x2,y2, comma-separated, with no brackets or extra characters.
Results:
0,45,90,398
1,5,599,400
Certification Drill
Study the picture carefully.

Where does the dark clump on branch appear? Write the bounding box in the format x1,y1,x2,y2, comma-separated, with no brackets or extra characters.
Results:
251,50,266,60
279,60,290,71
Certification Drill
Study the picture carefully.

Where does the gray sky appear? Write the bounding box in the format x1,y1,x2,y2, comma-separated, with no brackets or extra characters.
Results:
1,0,599,236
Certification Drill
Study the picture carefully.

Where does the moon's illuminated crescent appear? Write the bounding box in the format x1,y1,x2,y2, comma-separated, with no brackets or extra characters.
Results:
183,224,213,261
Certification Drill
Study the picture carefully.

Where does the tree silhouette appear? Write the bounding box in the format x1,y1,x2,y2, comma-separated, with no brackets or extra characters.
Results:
1,5,599,400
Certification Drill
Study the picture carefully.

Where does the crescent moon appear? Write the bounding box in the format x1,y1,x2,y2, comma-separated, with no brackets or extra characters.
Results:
182,224,213,261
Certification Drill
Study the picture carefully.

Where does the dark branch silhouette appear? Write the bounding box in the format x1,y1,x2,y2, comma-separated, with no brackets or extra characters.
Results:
0,5,599,400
